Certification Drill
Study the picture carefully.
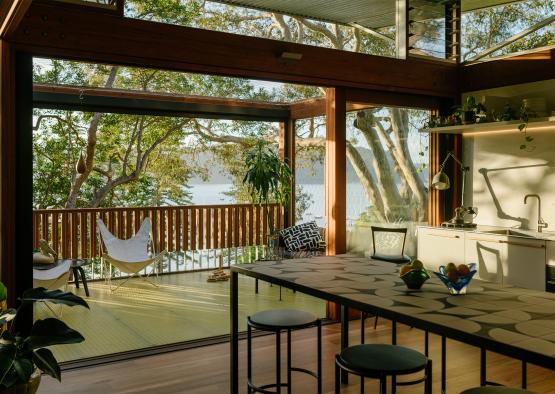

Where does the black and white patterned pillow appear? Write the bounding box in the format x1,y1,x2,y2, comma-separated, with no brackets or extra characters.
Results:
280,221,325,252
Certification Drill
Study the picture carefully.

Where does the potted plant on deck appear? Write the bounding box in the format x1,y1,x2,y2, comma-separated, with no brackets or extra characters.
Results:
0,286,88,394
242,140,293,259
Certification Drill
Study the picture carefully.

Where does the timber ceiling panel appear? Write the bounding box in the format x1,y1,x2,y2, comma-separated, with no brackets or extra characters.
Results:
212,0,525,29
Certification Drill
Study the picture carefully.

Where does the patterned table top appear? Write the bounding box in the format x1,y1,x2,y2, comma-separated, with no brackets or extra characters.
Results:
231,254,555,368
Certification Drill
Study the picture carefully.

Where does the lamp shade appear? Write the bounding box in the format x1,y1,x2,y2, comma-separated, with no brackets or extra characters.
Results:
432,170,450,190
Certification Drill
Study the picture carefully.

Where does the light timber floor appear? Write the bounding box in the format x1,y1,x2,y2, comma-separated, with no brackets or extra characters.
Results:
35,270,326,362
40,319,555,394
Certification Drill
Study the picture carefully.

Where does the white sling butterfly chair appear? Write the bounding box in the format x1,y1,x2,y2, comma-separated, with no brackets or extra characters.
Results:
97,217,166,293
33,260,72,316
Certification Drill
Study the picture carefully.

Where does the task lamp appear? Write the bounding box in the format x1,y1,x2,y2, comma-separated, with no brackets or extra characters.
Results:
432,151,477,227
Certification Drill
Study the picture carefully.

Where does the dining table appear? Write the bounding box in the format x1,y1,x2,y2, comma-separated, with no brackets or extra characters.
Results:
229,254,555,394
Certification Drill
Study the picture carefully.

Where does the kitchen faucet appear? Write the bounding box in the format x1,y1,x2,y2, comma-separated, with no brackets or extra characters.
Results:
524,194,548,232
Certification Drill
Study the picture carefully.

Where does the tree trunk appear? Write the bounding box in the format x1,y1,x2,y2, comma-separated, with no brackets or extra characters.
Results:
389,108,427,221
354,110,403,221
346,143,386,222
65,66,119,208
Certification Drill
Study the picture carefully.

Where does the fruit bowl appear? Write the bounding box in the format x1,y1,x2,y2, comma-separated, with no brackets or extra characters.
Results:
434,263,477,295
400,269,430,290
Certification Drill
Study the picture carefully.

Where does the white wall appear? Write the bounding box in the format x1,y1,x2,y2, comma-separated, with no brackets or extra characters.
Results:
464,128,555,230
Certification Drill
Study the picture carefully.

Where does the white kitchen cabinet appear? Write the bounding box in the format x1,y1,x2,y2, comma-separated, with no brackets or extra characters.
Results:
548,241,555,267
504,238,546,291
547,241,555,291
464,233,507,284
417,227,465,271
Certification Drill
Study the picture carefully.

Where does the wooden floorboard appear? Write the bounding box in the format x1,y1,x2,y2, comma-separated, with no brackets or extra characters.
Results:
37,270,325,362
40,320,555,394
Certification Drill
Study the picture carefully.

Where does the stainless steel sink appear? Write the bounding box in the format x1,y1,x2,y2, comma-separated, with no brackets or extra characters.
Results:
481,229,536,238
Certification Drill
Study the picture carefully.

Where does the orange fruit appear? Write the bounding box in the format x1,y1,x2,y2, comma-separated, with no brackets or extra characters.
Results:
447,270,459,283
457,264,470,277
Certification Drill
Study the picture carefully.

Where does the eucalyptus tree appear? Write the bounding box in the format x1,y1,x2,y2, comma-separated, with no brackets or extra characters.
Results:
32,0,555,226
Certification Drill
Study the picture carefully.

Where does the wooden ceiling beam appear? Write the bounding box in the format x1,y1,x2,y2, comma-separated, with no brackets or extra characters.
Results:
33,83,291,121
0,0,31,38
289,97,378,119
461,48,555,92
11,2,458,98
345,88,448,110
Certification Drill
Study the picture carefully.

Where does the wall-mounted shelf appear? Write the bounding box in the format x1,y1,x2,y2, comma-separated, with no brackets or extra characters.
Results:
420,116,555,134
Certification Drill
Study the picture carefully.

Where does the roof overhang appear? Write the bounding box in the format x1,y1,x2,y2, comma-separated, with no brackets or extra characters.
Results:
210,0,527,30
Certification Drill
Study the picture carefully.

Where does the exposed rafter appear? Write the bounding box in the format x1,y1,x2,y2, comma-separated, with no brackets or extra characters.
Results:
0,0,31,38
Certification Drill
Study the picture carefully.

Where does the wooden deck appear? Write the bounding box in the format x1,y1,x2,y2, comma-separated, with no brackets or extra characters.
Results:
35,270,326,362
39,320,555,394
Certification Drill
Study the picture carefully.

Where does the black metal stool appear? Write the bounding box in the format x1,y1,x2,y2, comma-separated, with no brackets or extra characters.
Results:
460,387,539,394
247,309,322,394
335,343,432,394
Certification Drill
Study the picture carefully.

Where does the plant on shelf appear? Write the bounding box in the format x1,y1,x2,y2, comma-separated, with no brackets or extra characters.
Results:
518,103,536,151
243,140,293,257
453,96,487,125
0,286,89,394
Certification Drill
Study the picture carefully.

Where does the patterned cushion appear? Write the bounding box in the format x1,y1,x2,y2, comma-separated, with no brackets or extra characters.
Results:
280,221,325,252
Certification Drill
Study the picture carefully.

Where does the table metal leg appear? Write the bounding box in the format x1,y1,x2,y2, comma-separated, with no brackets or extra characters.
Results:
76,267,89,297
441,335,446,394
230,271,239,394
340,305,349,384
480,348,486,386
522,361,527,389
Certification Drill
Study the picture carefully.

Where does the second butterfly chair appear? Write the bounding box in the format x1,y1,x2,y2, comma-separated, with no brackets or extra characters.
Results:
33,242,71,316
97,217,166,293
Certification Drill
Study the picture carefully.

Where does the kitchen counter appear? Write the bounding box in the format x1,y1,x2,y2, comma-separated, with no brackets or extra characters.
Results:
418,224,555,241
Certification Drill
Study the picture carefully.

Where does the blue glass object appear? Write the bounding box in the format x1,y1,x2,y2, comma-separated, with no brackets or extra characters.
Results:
434,263,477,295
400,269,430,290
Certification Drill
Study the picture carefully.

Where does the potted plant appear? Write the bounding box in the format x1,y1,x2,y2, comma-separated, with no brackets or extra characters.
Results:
453,96,487,125
242,140,293,257
0,286,89,394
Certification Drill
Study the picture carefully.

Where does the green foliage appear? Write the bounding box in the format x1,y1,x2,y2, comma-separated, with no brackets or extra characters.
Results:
0,287,88,388
242,141,292,208
462,1,555,61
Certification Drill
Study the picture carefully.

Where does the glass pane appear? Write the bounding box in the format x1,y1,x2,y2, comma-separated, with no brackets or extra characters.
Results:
346,107,429,257
295,116,326,226
32,57,326,362
409,0,448,59
462,0,555,61
125,0,397,57
33,58,322,103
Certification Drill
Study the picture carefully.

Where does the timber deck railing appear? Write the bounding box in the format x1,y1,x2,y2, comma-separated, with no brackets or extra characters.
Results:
33,203,282,280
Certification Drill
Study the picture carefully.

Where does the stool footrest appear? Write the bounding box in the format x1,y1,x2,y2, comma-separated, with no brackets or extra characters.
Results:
396,376,427,386
290,366,319,379
248,381,290,394
484,381,504,386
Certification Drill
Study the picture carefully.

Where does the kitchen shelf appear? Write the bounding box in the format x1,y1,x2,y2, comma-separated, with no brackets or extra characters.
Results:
420,116,555,135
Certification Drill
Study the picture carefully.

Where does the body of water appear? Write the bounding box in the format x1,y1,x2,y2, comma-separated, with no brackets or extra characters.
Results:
189,183,370,226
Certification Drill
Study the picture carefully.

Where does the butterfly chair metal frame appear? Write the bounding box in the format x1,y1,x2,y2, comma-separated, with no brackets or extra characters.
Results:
33,260,71,317
97,218,166,293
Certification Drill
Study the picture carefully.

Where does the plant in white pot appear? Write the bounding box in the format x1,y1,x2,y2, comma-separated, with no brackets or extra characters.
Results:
242,140,293,258
0,286,88,394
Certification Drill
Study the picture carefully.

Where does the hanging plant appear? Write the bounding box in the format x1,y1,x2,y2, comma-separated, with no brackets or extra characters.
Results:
518,103,535,151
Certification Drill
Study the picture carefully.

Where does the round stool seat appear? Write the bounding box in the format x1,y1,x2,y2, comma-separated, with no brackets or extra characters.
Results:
461,388,539,394
248,309,318,330
338,344,427,375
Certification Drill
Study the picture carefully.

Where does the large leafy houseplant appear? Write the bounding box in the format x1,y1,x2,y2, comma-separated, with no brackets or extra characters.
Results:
0,286,88,392
243,141,293,253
